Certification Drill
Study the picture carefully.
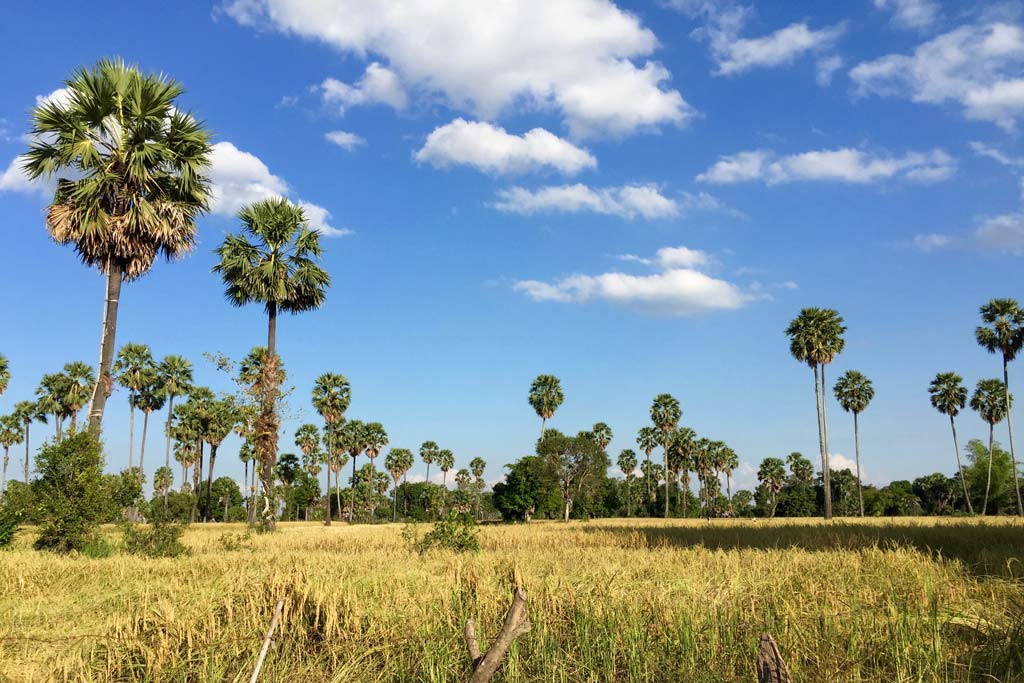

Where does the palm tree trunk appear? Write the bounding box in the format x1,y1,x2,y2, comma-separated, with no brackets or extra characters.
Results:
983,423,994,515
726,472,733,516
392,481,399,522
663,438,670,519
139,410,150,480
349,455,357,522
23,422,30,483
324,429,333,526
540,417,546,441
243,460,249,519
950,416,973,514
814,365,832,520
681,471,690,518
87,267,122,433
854,411,864,517
335,469,342,520
1003,359,1022,517
70,411,77,432
257,303,279,532
163,393,176,510
128,394,136,472
204,443,218,522
2,447,8,494
369,461,377,523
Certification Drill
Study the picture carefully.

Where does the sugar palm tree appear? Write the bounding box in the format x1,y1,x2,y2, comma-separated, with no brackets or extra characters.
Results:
312,373,351,526
650,393,681,518
971,379,1011,515
420,440,439,483
12,401,45,484
786,307,846,520
36,372,71,442
636,426,660,504
113,342,157,472
929,372,972,513
324,424,350,518
362,422,388,522
592,422,613,451
0,354,8,398
667,428,696,517
470,457,487,519
338,419,366,522
437,448,455,489
23,59,211,432
60,362,95,433
976,298,1024,516
214,198,330,531
758,457,786,518
158,355,193,490
135,381,166,479
529,374,564,439
202,397,238,522
0,414,25,493
385,447,414,521
692,437,715,515
834,370,874,517
153,466,173,503
719,445,739,515
617,449,638,516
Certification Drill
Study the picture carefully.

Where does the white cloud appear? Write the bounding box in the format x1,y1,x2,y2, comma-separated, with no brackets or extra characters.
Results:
34,87,72,109
828,453,865,477
850,21,1024,129
325,130,366,150
297,200,353,237
656,245,709,269
816,55,844,86
970,140,1024,167
715,22,846,76
975,212,1024,253
874,0,940,30
493,183,678,219
697,147,956,184
414,119,596,175
320,62,408,114
0,155,48,195
223,0,694,137
911,233,955,251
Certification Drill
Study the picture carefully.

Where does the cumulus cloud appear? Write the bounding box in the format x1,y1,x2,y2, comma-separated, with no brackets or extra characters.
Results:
320,62,408,114
0,155,48,195
975,212,1024,253
874,0,940,30
828,453,864,476
850,21,1024,129
493,183,679,219
222,0,694,137
697,147,956,184
325,130,366,150
414,119,597,175
656,245,710,269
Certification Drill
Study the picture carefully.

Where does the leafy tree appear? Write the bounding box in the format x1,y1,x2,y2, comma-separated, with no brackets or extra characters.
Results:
275,452,301,519
617,449,638,516
732,490,755,517
113,342,157,473
757,457,786,518
419,440,439,483
33,432,108,552
929,372,972,514
912,473,955,515
786,307,846,519
0,354,7,397
528,374,564,439
538,430,607,521
636,426,659,503
834,369,874,516
213,197,330,531
0,415,25,494
971,379,1010,515
964,439,1017,515
976,298,1024,516
158,355,193,504
24,59,211,432
12,401,46,485
312,373,350,525
385,448,414,521
650,393,681,518
210,476,245,522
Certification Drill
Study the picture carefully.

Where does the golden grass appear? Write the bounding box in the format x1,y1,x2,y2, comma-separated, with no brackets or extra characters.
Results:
1,517,1022,682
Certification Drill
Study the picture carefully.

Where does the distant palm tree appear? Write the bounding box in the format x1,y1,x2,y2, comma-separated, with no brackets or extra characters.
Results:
650,393,682,518
36,372,71,442
0,354,8,398
153,466,174,503
135,382,166,479
113,343,157,473
971,378,1011,515
976,298,1024,516
692,437,714,515
60,362,95,433
786,307,846,520
591,422,613,451
202,397,238,522
470,457,487,519
338,419,367,522
213,197,331,531
437,448,455,489
420,440,440,483
23,58,211,432
667,428,696,517
636,426,660,504
720,445,739,515
834,370,875,517
757,457,786,518
158,355,193,495
312,373,351,526
928,372,972,514
362,423,388,522
617,449,638,516
12,401,45,484
385,448,414,521
529,375,564,439
0,414,25,493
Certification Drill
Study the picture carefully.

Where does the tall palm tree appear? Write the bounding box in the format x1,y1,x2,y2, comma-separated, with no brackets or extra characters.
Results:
136,381,166,479
113,343,157,472
592,422,613,451
617,449,638,516
312,373,351,526
636,426,660,504
833,370,875,517
153,466,173,503
419,440,439,483
35,372,71,442
0,354,9,398
757,457,786,518
60,362,95,433
470,457,487,519
667,428,696,517
529,375,564,439
159,355,193,493
929,372,972,514
971,379,1011,515
692,437,715,515
202,397,238,522
213,198,330,531
23,59,212,432
12,401,45,484
238,437,257,520
650,393,682,518
385,447,414,521
324,424,350,519
786,307,846,520
437,448,455,489
362,423,388,522
338,419,366,522
976,298,1024,516
720,445,739,515
0,415,25,493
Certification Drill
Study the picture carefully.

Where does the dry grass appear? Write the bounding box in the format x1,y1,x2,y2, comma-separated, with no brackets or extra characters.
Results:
1,517,1022,682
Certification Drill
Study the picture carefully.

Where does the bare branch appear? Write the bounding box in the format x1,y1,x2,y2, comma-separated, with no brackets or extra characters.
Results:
465,588,531,683
757,634,791,683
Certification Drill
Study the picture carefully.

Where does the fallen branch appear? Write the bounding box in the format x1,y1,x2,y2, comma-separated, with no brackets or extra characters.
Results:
249,600,284,683
465,588,531,683
756,634,791,683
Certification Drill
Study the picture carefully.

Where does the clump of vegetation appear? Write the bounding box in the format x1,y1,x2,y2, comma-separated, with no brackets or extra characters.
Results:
32,432,108,553
122,522,189,558
217,529,255,552
0,503,21,549
405,511,480,554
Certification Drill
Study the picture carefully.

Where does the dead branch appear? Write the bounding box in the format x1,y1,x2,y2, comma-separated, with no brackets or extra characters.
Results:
756,634,791,683
465,588,531,683
249,600,284,683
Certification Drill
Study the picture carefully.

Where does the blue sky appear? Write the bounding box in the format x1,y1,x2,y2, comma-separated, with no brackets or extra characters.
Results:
1,0,1022,492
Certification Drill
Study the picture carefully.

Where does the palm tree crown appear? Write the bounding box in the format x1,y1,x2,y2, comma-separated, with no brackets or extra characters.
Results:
929,372,967,417
976,298,1024,362
971,379,1010,426
650,394,681,434
528,374,564,430
312,373,351,425
834,370,874,415
0,354,9,397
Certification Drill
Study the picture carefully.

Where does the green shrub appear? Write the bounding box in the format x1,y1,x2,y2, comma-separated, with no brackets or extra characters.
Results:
80,536,115,559
122,522,189,558
405,511,479,554
0,503,21,549
217,530,255,552
33,432,108,553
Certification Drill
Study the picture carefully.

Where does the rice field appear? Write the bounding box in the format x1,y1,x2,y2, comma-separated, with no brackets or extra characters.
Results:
1,517,1022,682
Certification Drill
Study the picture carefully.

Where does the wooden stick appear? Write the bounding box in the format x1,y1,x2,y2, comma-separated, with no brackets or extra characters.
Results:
465,588,531,683
756,634,791,683
249,600,284,683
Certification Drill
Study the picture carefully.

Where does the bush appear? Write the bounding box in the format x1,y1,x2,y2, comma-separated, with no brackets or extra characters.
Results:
33,432,108,553
81,536,115,559
217,530,255,552
0,503,21,549
405,511,479,554
122,522,189,558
